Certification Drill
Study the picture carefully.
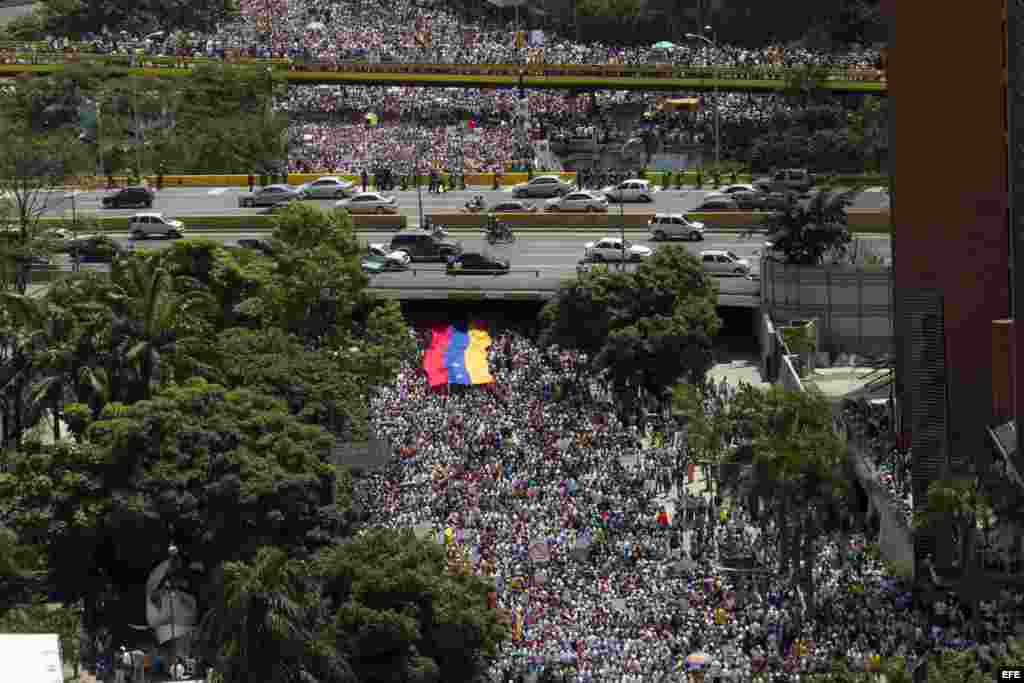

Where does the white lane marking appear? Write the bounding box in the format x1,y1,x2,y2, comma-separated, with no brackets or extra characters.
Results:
208,188,229,195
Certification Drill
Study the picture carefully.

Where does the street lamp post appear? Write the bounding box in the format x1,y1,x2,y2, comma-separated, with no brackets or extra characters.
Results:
618,189,626,270
416,137,425,228
684,27,720,169
131,56,142,179
167,543,178,673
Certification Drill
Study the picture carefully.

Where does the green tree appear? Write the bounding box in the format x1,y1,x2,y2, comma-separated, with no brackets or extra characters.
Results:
0,292,79,443
723,385,851,616
165,64,289,175
760,188,859,265
0,525,45,605
0,379,351,622
0,122,88,291
914,475,995,576
39,0,237,40
313,529,507,683
671,380,743,502
251,203,367,345
541,245,720,399
577,0,642,20
157,238,269,333
205,328,371,441
804,656,912,683
539,267,632,358
105,252,213,400
200,546,355,683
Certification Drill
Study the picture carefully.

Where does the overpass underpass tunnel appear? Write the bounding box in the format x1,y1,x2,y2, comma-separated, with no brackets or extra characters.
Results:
398,300,760,351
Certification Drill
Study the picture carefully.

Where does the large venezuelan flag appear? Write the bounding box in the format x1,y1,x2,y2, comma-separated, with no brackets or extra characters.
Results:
424,321,495,387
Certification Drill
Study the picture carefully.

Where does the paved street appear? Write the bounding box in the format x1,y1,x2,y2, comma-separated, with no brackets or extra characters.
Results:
48,229,769,274
39,184,890,221
38,184,891,272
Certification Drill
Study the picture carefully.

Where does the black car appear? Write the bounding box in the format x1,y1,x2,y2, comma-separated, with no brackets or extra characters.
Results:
236,238,277,256
446,252,511,275
61,235,129,262
102,186,155,209
388,230,462,262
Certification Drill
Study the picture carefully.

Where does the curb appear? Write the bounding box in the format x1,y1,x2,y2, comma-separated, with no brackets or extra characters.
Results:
98,225,775,235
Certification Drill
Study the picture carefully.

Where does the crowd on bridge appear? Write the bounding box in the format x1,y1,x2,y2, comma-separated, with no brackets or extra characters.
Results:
363,330,1024,681
32,0,882,72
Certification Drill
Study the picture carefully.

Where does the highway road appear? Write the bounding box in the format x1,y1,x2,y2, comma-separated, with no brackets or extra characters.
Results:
39,184,890,221
53,231,762,304
53,229,769,272
37,184,891,272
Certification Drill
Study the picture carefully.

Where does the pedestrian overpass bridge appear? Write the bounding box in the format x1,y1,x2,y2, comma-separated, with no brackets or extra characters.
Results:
0,57,886,94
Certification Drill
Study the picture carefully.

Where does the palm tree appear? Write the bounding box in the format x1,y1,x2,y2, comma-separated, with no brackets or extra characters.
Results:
761,187,859,266
0,292,77,444
107,254,213,401
721,385,850,617
199,547,354,683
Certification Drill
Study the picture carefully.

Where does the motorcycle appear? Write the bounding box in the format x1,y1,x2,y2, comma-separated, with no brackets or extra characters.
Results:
484,223,516,245
463,196,487,213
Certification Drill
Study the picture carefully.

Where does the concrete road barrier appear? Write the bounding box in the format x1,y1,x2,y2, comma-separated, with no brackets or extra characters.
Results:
846,209,890,232
428,212,655,229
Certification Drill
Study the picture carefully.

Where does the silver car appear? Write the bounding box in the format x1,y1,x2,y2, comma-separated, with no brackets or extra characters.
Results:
602,179,656,203
336,192,399,214
298,176,355,199
700,249,751,275
238,184,302,208
512,175,573,198
584,237,652,262
129,212,185,239
545,191,609,212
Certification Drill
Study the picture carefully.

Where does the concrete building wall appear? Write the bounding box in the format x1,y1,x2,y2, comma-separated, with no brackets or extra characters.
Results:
760,260,893,357
887,0,1009,468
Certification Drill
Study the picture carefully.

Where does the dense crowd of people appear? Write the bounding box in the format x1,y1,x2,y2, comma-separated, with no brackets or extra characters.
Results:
363,330,1021,681
36,0,882,71
840,398,913,527
280,84,847,172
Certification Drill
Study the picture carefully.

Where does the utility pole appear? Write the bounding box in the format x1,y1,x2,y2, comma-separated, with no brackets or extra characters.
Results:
416,137,425,228
132,57,142,179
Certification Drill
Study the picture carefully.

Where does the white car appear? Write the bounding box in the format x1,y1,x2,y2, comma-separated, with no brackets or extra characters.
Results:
367,243,412,262
584,237,653,262
129,212,185,239
648,214,705,241
512,175,573,198
700,249,751,275
238,184,302,207
546,191,609,212
602,179,656,203
298,176,355,199
705,183,758,200
336,192,399,214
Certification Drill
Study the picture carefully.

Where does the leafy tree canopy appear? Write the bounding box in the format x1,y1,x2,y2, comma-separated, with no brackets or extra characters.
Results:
313,529,506,683
761,188,859,265
38,0,238,40
0,379,351,609
203,327,371,441
540,245,720,393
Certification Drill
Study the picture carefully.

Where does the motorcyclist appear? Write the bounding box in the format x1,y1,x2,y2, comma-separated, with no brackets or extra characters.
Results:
485,214,512,241
424,218,449,239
